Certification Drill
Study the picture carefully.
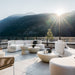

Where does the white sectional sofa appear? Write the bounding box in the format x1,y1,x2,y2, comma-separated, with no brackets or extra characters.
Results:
8,40,24,52
7,40,45,52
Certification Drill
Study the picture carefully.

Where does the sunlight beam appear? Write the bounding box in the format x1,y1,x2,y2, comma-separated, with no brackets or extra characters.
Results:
56,9,65,16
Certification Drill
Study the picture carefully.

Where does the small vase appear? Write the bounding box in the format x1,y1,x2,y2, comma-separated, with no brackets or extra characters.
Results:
32,44,36,48
47,48,52,53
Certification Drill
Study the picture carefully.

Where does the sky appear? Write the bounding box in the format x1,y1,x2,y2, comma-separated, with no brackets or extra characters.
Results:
0,0,75,20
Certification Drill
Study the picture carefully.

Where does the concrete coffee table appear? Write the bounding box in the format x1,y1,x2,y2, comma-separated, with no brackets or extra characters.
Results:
28,47,40,53
50,55,75,75
37,51,59,62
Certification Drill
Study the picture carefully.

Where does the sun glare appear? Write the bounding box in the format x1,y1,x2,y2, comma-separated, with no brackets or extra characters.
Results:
56,9,65,16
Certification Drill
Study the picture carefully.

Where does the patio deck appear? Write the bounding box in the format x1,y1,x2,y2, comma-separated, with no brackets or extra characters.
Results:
0,49,50,75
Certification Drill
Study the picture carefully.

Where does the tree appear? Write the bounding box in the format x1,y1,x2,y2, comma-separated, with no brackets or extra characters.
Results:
46,29,53,46
47,29,53,40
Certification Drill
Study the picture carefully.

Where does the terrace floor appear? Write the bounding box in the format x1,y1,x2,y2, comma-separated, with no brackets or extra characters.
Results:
0,49,50,75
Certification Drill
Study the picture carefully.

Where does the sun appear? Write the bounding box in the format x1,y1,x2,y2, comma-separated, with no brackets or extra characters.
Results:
56,9,65,16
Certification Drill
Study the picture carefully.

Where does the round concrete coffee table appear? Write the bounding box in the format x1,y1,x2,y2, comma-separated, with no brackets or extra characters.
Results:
28,47,40,53
50,55,75,75
37,51,59,62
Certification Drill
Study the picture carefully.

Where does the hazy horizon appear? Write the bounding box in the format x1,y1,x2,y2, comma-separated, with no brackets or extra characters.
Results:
0,0,75,20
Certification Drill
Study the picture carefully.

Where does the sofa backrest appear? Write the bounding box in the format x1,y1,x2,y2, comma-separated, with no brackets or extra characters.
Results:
8,40,15,46
24,40,33,44
37,40,42,44
8,40,42,46
15,40,24,44
24,40,42,44
55,40,66,56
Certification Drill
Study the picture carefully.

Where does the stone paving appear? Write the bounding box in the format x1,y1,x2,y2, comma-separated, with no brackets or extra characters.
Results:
0,50,50,75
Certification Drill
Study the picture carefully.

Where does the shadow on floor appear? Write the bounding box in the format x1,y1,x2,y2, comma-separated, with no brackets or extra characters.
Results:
26,58,50,75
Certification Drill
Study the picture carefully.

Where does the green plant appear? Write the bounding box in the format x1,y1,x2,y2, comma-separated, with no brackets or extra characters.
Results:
46,29,53,41
46,29,53,46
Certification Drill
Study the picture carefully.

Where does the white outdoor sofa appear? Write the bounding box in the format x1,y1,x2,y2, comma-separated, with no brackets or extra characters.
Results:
49,40,75,75
7,40,45,52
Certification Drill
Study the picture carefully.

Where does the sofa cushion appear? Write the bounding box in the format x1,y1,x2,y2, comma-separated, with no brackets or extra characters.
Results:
37,40,42,44
8,40,15,46
36,44,45,49
55,40,66,56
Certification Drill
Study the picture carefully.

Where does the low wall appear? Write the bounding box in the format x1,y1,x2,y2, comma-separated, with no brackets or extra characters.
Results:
0,37,75,42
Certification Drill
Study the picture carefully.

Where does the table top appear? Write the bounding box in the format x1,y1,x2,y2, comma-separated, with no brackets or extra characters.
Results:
37,51,59,56
28,46,40,49
50,55,75,67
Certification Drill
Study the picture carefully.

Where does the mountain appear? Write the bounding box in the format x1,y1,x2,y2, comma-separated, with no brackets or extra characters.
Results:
0,12,75,38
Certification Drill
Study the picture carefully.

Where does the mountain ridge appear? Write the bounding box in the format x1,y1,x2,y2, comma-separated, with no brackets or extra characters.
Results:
0,12,75,37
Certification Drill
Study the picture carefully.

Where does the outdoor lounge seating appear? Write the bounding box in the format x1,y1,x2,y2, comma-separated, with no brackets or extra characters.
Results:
7,40,45,52
7,40,24,52
1,39,75,75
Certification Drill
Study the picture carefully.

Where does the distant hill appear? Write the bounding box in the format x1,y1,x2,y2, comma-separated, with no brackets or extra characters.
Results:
0,12,75,38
